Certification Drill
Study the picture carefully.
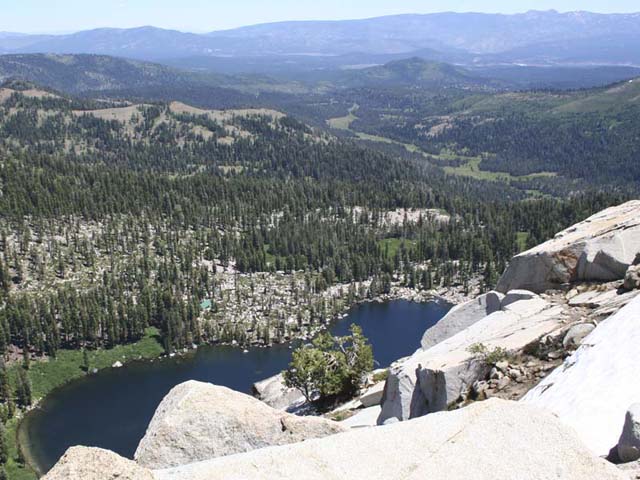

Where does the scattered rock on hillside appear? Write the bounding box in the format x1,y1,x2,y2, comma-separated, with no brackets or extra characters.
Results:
497,200,640,293
42,447,154,480
421,291,503,350
568,288,618,308
625,264,640,291
378,290,564,424
154,399,625,480
359,382,385,408
339,405,381,428
618,404,640,464
523,295,640,457
134,381,346,469
563,323,596,349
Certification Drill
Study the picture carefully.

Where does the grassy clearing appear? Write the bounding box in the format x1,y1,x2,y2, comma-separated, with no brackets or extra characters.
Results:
263,244,277,266
6,328,164,479
516,232,530,252
326,103,359,131
327,112,357,130
442,156,557,183
6,417,36,480
443,157,509,181
327,104,559,189
327,105,439,160
10,327,164,402
378,238,416,259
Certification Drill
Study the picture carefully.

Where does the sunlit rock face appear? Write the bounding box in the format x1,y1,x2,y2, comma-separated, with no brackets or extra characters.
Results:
153,399,626,480
523,295,640,457
378,290,563,424
497,200,640,293
134,381,346,469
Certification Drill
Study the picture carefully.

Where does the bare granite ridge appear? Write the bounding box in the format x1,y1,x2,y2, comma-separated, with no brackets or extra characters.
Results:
42,447,154,480
134,380,347,469
154,399,625,480
523,294,640,457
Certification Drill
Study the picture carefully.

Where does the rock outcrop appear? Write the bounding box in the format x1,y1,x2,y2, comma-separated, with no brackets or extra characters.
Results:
523,295,640,457
42,447,154,480
135,381,346,469
252,373,305,411
339,406,382,428
378,290,564,424
618,404,640,463
420,291,503,350
358,382,385,408
154,399,625,480
496,200,640,293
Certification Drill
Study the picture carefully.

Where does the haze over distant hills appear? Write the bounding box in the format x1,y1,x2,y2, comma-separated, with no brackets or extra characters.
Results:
1,10,640,73
3,54,640,99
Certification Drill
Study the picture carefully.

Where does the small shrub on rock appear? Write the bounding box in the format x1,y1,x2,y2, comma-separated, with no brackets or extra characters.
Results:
284,325,374,404
467,343,509,366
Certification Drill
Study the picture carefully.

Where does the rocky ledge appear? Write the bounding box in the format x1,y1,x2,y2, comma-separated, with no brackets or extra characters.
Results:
378,289,565,423
134,381,346,469
523,294,640,457
44,447,154,480
153,399,624,480
47,400,625,480
497,200,640,293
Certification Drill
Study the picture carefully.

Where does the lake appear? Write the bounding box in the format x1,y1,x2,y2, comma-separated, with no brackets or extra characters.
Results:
21,299,450,474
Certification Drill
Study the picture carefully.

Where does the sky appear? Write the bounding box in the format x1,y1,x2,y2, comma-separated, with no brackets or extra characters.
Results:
1,0,639,34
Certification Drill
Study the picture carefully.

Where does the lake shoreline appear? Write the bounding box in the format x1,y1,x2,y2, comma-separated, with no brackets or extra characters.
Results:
18,287,462,477
12,328,166,480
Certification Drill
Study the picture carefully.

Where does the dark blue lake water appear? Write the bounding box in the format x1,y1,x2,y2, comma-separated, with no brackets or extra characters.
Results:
21,300,450,473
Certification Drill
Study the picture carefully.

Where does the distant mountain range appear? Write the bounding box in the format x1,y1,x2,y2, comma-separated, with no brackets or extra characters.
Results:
204,11,640,56
2,54,640,100
1,11,640,72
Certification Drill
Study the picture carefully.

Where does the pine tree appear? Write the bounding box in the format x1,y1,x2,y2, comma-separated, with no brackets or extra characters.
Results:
0,423,8,464
22,347,30,371
83,349,91,372
15,369,32,407
0,365,10,405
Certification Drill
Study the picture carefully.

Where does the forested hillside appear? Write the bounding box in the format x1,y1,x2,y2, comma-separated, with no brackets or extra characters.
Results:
319,79,640,193
0,82,628,361
3,53,640,194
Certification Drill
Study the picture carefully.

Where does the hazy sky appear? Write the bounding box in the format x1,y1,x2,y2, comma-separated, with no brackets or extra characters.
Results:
1,0,639,34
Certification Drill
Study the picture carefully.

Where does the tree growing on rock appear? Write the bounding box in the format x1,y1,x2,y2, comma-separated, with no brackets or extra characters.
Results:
283,347,330,403
284,325,373,404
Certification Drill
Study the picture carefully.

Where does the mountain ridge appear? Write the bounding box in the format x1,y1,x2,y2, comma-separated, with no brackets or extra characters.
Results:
2,11,640,66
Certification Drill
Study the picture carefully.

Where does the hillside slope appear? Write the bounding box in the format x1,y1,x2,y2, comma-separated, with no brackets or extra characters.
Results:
0,53,209,93
335,58,502,90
